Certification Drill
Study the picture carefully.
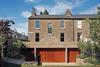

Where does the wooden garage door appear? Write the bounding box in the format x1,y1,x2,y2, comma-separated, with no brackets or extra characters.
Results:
68,48,80,62
37,48,65,62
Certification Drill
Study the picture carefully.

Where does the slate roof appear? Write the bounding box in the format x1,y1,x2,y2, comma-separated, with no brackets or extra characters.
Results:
29,14,97,19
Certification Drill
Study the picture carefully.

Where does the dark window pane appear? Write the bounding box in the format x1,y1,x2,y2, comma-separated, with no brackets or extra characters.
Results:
60,20,64,28
61,38,64,42
77,38,80,41
35,38,39,42
36,33,39,37
60,33,64,37
60,33,64,42
35,20,40,28
35,33,39,42
77,33,81,41
48,23,52,35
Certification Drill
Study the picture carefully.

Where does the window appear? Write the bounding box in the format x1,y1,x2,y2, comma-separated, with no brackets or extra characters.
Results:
77,20,82,29
35,33,39,42
60,33,64,42
77,32,82,41
35,20,40,29
60,20,65,29
48,23,52,35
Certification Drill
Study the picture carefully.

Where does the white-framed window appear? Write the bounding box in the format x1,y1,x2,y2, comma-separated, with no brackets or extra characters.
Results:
77,32,82,41
60,20,65,29
35,33,39,42
77,20,82,29
60,33,64,42
35,20,40,29
48,23,53,35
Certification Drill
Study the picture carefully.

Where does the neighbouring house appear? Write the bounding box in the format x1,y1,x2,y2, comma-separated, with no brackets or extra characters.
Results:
11,30,28,41
0,20,28,42
24,8,97,63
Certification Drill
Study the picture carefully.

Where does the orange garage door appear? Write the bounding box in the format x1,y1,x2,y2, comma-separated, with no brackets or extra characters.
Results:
37,48,65,62
68,48,80,62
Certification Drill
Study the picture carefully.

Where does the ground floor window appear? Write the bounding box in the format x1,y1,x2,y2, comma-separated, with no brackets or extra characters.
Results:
60,33,64,42
35,33,40,42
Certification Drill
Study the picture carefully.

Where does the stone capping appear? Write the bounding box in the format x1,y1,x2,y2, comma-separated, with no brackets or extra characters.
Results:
29,15,97,19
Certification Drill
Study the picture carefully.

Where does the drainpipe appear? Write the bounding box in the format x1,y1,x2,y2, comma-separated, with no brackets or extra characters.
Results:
34,48,37,62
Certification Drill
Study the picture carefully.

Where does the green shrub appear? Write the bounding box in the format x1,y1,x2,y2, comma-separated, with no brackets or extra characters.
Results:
84,57,99,65
21,63,36,67
77,53,86,59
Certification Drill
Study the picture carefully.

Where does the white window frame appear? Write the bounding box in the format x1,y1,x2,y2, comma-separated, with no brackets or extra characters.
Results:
60,32,64,42
48,22,53,35
35,33,40,42
60,20,65,29
77,20,82,29
77,32,82,41
34,20,40,29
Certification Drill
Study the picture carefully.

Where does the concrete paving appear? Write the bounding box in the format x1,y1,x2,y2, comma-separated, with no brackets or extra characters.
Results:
42,63,79,66
42,63,94,66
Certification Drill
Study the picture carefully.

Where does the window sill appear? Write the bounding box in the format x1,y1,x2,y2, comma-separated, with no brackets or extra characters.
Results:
28,32,33,33
77,28,82,30
34,28,40,30
48,34,52,36
60,28,65,29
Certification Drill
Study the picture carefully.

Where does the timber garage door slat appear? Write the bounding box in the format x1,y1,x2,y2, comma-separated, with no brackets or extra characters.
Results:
68,48,80,62
37,48,65,62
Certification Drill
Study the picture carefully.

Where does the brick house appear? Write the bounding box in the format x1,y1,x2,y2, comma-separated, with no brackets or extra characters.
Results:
25,9,97,63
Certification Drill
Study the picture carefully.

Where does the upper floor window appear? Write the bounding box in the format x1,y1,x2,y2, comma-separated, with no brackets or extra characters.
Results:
77,20,82,29
35,33,39,42
35,20,40,29
77,32,82,41
60,33,64,42
60,20,65,29
48,23,52,35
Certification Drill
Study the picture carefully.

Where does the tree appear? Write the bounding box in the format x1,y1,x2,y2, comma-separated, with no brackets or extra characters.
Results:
90,7,100,44
0,19,14,66
0,34,5,58
7,40,26,59
0,19,15,53
0,19,15,41
77,6,100,64
90,7,100,59
0,34,5,67
97,7,100,16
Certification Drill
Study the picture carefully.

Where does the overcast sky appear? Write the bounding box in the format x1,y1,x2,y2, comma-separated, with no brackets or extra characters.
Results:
0,0,99,35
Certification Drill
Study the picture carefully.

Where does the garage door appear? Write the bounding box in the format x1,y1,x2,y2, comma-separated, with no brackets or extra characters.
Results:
68,48,80,62
37,48,65,62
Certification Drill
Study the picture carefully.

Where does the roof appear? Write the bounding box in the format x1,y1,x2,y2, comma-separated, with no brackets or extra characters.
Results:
29,14,97,19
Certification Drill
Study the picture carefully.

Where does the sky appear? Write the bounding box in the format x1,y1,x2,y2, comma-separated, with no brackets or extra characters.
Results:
0,0,100,35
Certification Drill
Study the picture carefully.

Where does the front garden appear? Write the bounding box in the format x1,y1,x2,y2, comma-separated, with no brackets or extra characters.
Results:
77,7,100,65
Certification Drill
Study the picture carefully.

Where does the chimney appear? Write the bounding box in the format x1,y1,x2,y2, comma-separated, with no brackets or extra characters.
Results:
32,7,36,16
65,9,72,16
